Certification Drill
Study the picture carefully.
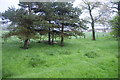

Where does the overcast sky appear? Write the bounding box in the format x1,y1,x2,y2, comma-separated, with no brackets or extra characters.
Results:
0,0,19,12
0,0,78,12
0,0,116,12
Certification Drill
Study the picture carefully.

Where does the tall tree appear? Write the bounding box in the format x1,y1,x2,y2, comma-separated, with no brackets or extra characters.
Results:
18,2,34,49
33,2,58,44
53,2,82,46
78,0,105,40
2,6,41,49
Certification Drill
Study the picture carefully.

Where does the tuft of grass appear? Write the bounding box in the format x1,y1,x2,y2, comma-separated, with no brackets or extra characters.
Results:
59,50,72,55
84,50,100,58
28,57,45,67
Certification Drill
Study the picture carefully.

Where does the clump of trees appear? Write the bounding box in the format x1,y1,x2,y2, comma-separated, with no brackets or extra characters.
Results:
2,2,87,49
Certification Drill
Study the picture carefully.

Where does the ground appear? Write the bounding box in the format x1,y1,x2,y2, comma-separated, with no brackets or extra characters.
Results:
2,32,118,78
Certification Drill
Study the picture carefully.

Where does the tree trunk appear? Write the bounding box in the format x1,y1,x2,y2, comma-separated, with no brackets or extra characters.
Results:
48,20,51,44
55,35,57,41
61,24,64,46
84,35,86,38
48,27,51,44
51,28,54,44
28,3,32,14
23,39,29,49
52,33,54,43
88,4,96,40
91,22,96,40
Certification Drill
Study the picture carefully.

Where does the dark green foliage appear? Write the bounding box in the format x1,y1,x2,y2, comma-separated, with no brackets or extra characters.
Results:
2,6,42,49
109,15,120,40
2,8,40,40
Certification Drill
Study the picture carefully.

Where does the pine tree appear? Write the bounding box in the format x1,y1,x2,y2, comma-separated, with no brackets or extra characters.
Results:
53,2,83,46
33,2,58,44
2,5,41,49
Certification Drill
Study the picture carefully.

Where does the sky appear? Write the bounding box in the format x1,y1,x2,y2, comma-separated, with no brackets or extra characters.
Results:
0,0,19,12
0,0,78,12
0,0,117,12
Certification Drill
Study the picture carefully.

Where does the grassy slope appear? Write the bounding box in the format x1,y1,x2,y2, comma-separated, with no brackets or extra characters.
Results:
2,34,118,78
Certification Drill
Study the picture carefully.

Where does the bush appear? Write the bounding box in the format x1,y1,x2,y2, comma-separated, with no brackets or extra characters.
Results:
59,50,72,55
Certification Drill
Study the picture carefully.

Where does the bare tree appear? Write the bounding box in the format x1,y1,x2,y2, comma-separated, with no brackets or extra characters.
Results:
79,0,112,40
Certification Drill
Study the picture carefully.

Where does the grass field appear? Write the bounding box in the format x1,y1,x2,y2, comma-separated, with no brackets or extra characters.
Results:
2,33,118,78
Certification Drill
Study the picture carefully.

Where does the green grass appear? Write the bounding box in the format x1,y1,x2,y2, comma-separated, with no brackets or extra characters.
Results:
2,34,118,78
